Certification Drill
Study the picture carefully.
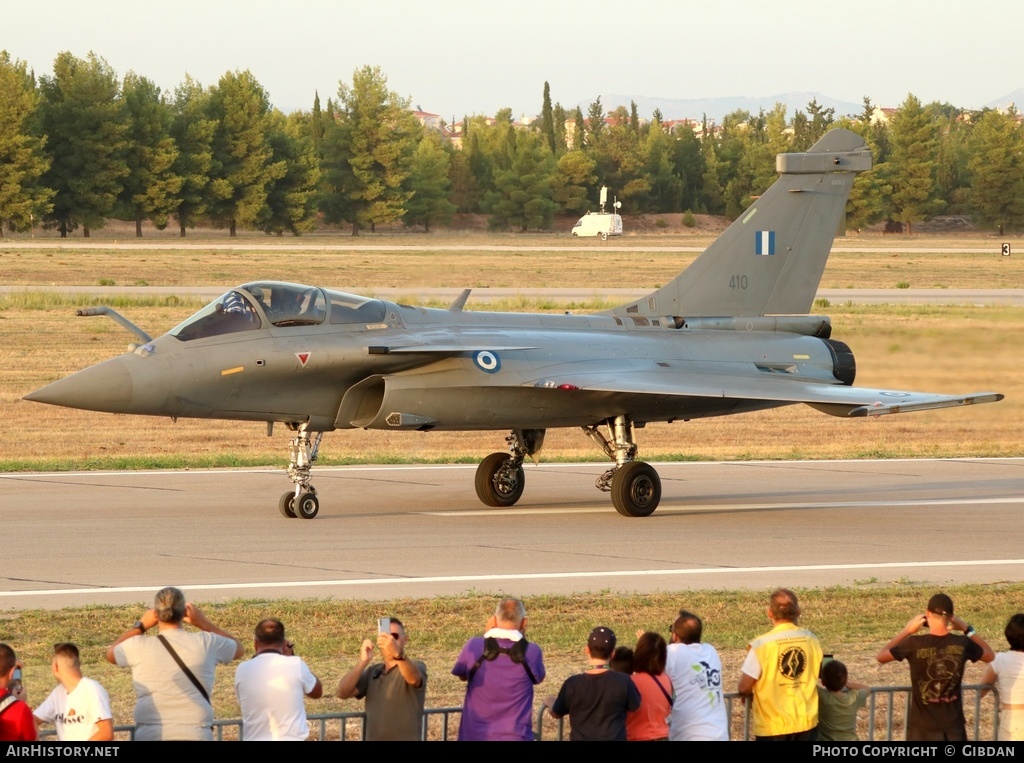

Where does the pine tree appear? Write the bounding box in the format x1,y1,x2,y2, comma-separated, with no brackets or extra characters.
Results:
447,149,479,214
404,131,456,232
311,91,324,159
551,150,597,215
38,52,129,237
540,81,555,152
643,126,682,213
673,124,705,213
260,109,321,235
967,109,1024,234
0,52,53,234
484,130,556,231
586,97,605,145
572,107,585,152
885,94,942,234
552,103,567,154
206,70,286,236
120,72,183,236
700,139,725,216
839,115,891,232
323,66,422,235
592,106,647,210
169,75,216,237
931,105,971,214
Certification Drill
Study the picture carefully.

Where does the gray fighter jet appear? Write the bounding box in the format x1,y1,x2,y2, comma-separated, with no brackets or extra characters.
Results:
25,129,1002,519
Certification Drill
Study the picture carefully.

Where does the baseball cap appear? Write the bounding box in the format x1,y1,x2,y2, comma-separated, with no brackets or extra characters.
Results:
588,626,616,654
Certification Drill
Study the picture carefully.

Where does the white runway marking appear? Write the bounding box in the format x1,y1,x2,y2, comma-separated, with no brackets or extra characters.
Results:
5,558,1024,599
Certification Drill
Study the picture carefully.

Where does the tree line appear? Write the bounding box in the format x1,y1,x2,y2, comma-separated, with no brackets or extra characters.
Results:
1,51,1022,237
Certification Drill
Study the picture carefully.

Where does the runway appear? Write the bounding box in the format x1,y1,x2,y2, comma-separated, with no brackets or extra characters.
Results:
2,458,1022,609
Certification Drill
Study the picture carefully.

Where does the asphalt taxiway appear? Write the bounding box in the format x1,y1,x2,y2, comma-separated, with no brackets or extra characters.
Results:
2,458,1022,609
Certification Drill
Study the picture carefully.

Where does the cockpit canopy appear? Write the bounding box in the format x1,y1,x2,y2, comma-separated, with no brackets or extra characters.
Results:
169,282,386,341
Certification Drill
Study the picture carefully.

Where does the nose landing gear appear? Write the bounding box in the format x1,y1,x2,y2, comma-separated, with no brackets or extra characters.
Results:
279,424,323,519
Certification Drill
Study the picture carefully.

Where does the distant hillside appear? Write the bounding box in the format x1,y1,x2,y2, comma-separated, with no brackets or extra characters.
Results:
588,88,1024,122
589,92,866,123
986,87,1024,111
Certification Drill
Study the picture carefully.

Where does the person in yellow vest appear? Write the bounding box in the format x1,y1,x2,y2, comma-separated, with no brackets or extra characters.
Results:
737,588,823,741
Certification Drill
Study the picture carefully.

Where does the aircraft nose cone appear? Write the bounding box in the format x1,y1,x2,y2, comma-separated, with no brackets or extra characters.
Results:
24,356,134,413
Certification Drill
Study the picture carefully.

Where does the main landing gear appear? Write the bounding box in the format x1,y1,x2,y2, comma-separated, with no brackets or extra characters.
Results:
473,416,662,517
279,423,323,520
584,415,661,517
474,429,543,507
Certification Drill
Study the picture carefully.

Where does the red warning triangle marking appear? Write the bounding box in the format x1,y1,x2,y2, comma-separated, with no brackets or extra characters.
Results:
295,352,311,367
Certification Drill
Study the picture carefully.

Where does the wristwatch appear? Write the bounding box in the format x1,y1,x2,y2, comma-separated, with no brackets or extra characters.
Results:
132,620,147,633
964,624,977,638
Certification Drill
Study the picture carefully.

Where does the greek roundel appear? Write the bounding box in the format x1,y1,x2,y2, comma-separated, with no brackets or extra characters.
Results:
473,350,501,373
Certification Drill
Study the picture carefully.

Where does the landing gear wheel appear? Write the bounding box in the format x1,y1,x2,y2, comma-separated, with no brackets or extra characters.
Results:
279,491,297,519
475,452,525,507
611,461,661,517
296,493,320,519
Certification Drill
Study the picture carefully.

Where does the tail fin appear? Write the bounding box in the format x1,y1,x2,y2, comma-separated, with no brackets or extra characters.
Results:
611,128,871,318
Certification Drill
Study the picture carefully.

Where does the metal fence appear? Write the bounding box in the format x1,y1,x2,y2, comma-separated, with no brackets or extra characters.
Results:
48,683,999,741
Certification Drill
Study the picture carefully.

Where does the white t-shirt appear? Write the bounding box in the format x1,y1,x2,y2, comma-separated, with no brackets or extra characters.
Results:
34,677,112,741
114,629,238,741
235,652,318,741
664,642,729,741
993,651,1024,704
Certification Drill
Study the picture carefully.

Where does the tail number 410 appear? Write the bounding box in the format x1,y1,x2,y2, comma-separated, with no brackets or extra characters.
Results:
729,274,749,290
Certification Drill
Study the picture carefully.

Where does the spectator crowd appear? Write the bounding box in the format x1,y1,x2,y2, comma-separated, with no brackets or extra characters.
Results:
2,587,1022,742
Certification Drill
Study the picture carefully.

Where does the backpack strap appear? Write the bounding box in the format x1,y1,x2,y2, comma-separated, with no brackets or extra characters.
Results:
649,673,674,707
0,690,17,718
158,634,211,705
466,637,539,685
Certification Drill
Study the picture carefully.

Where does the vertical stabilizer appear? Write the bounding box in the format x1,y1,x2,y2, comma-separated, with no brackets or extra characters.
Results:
610,128,871,318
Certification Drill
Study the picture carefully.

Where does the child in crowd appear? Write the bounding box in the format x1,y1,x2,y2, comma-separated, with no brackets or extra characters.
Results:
610,647,634,674
817,659,870,741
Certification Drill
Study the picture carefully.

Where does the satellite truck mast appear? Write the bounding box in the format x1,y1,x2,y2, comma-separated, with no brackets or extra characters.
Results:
598,185,622,215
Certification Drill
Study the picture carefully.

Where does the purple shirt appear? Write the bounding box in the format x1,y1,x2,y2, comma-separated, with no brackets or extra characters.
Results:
451,636,546,741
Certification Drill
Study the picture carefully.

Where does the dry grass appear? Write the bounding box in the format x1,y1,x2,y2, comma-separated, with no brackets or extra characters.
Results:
1,237,1021,289
7,585,1016,740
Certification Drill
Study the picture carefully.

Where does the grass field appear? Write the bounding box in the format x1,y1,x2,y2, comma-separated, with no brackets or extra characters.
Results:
7,585,1018,740
1,235,1021,289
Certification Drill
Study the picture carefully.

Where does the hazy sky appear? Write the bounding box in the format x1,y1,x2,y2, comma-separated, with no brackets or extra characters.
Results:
8,0,1022,119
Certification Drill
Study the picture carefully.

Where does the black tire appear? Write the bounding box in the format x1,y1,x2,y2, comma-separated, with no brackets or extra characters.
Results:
279,491,297,519
611,461,661,517
296,493,320,519
475,452,525,507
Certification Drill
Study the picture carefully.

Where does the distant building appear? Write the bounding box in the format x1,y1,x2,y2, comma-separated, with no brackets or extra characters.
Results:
412,109,443,131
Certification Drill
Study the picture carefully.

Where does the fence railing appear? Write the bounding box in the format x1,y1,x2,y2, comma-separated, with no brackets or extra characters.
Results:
45,683,999,741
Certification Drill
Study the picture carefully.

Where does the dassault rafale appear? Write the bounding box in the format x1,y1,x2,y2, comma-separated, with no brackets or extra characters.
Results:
25,129,1003,519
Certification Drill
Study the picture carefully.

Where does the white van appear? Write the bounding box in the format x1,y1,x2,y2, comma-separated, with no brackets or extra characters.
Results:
571,211,623,240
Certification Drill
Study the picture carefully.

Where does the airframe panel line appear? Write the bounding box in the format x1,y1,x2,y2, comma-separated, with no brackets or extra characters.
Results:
427,496,1024,517
3,558,1023,599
